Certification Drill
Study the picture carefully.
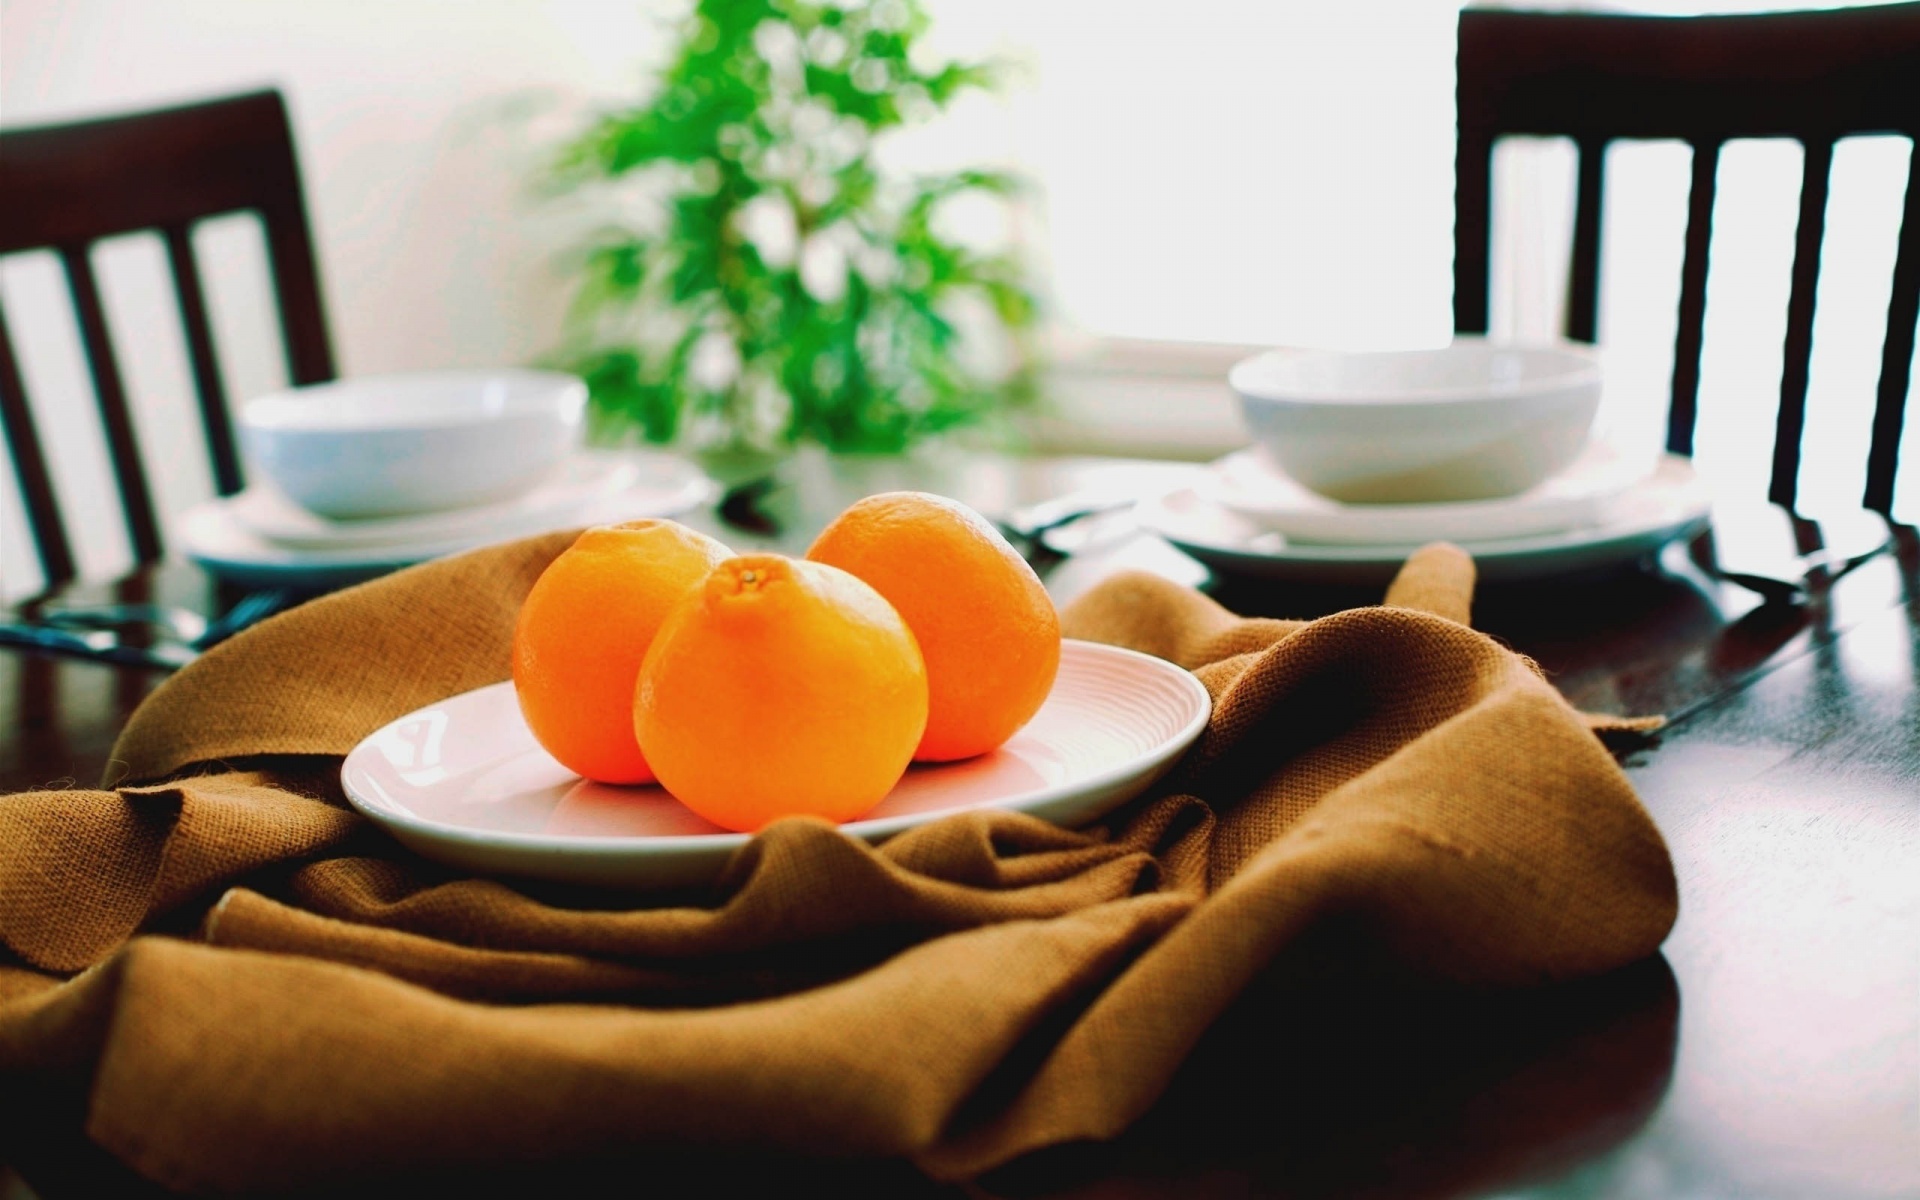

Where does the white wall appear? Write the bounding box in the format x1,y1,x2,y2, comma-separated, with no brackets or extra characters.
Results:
2,0,663,372
904,0,1461,351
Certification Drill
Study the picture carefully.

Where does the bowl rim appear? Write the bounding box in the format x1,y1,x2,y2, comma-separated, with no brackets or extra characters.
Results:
240,368,587,434
1229,337,1602,406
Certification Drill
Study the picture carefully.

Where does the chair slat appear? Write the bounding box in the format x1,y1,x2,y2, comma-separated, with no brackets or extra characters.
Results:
264,211,337,386
1459,5,1920,509
1,91,335,581
1864,138,1920,514
58,244,163,564
1566,138,1607,344
0,304,76,589
163,223,244,496
1770,139,1835,509
1453,131,1495,336
1668,140,1722,457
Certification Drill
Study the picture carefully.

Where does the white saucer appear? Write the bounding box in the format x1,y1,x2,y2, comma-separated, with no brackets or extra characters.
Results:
1140,453,1711,584
1198,439,1653,546
340,639,1211,890
178,451,712,589
230,453,647,550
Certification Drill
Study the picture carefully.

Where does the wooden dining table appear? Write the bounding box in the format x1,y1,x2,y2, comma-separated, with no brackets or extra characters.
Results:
3,454,1916,1200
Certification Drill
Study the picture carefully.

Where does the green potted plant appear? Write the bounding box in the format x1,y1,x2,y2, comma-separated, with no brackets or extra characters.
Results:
546,0,1042,484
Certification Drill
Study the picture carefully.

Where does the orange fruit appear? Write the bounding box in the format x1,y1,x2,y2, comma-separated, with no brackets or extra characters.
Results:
512,519,732,784
807,491,1060,762
634,554,928,832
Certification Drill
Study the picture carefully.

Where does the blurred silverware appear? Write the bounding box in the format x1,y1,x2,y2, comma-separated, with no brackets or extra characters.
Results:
996,494,1141,571
38,602,209,644
0,622,198,670
998,494,1135,544
716,475,783,537
195,589,295,649
1707,541,1892,605
0,588,295,670
1688,505,1895,604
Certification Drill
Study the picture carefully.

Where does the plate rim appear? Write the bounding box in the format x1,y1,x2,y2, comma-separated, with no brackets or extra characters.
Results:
179,458,711,572
1142,452,1710,566
228,454,647,549
1197,440,1648,544
339,637,1212,855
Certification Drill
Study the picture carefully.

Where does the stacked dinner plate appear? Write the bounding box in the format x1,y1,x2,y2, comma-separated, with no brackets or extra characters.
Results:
1141,440,1710,584
177,370,711,589
1138,341,1712,584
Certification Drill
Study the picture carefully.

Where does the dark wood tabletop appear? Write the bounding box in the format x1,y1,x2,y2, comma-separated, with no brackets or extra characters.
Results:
3,468,1916,1200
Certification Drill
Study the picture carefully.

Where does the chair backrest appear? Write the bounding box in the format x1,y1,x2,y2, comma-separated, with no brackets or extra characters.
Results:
0,89,335,590
1453,4,1920,513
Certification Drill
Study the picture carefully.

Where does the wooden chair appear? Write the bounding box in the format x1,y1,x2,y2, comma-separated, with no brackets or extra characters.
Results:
1453,3,1920,514
0,89,335,591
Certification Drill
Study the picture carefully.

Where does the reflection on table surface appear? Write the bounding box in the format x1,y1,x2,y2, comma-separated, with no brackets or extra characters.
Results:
985,957,1682,1200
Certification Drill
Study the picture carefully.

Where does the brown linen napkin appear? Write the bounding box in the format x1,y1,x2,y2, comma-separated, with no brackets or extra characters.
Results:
0,535,1677,1194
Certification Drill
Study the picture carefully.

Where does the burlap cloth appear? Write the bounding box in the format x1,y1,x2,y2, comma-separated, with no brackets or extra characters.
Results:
0,533,1677,1195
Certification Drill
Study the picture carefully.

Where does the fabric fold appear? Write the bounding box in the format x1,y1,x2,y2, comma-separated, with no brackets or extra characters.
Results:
0,771,358,973
0,535,1678,1194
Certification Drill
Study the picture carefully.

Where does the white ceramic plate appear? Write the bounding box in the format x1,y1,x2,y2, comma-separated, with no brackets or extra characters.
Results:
1141,453,1711,584
231,454,646,550
178,451,711,589
340,639,1211,890
1196,439,1652,546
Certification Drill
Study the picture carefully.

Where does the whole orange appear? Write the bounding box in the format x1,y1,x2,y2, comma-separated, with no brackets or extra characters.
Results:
634,554,928,832
512,519,732,784
806,491,1060,762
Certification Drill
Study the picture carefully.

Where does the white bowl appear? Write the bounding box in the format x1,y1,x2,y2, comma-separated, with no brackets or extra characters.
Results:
1228,339,1602,503
239,369,587,519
